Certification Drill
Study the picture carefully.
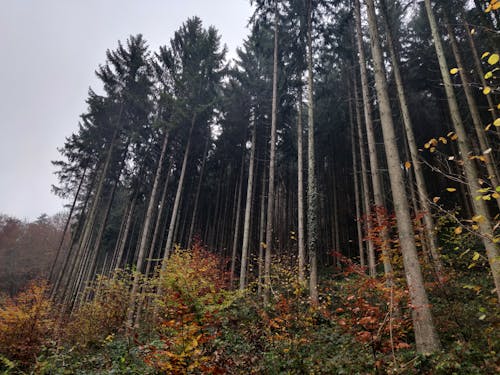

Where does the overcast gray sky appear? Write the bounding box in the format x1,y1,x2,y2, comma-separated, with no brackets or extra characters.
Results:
0,0,252,221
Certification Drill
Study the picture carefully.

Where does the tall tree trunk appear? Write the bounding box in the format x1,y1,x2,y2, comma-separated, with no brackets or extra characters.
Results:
354,0,392,277
79,178,118,302
50,167,87,297
188,137,210,248
113,191,137,271
349,86,365,268
379,0,445,282
230,158,245,286
162,115,196,264
424,0,500,302
127,130,170,326
444,18,500,210
64,130,118,308
258,165,267,296
365,0,441,353
306,0,319,305
264,5,279,305
240,110,257,290
49,167,87,285
353,74,374,274
145,157,174,277
297,90,306,284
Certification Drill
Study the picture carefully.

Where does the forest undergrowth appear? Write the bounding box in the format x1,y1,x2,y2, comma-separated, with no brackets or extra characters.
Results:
0,235,498,375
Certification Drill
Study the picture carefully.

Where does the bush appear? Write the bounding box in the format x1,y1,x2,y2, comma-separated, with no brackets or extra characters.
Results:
0,280,55,367
64,270,132,347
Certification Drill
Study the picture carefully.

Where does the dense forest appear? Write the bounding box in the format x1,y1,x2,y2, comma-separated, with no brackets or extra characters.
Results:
1,0,499,373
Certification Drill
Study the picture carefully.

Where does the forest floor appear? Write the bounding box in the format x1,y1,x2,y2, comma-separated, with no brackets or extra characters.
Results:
0,245,499,374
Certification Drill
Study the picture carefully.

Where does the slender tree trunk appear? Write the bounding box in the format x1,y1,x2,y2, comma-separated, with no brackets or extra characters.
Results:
354,0,392,277
424,0,500,301
240,110,257,290
353,74,374,274
306,0,319,305
258,165,267,296
365,0,441,353
297,90,306,284
445,18,500,210
145,157,174,277
349,87,365,268
264,6,279,305
188,137,210,248
379,0,445,282
230,158,245,286
49,167,87,286
113,191,137,271
127,130,170,326
50,167,87,298
65,130,118,308
79,178,118,302
162,115,196,265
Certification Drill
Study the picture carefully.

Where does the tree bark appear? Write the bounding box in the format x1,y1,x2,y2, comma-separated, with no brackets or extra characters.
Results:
306,0,319,305
379,0,445,282
161,115,196,265
353,74,374,275
297,90,306,284
264,5,279,305
365,0,441,353
349,85,365,268
354,0,392,277
230,158,245,286
240,109,257,290
188,137,210,248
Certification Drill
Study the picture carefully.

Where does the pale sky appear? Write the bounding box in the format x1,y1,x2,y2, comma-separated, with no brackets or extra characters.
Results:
0,0,252,221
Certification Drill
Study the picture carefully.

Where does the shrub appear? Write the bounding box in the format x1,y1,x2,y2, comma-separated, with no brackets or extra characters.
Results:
0,280,55,366
64,270,132,347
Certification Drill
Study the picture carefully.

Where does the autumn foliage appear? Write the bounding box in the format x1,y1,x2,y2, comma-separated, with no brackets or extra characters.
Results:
0,280,56,366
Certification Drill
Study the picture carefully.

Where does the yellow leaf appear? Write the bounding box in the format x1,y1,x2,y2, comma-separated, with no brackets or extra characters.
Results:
483,87,491,95
471,28,476,34
472,215,485,223
472,252,480,261
492,192,500,199
404,161,411,170
450,133,458,141
485,123,492,131
481,52,491,59
430,147,436,153
486,5,491,12
433,196,440,203
424,142,430,149
484,71,493,79
494,2,500,10
472,224,479,230
439,136,447,144
497,103,500,109
488,54,499,65
447,188,457,192
450,68,459,74
494,118,500,127
454,227,463,234
429,138,438,146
